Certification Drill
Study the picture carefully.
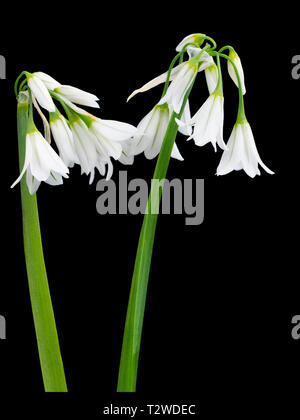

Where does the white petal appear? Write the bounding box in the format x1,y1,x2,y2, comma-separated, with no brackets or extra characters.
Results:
144,109,169,159
178,100,192,136
71,121,98,174
127,63,185,102
171,142,184,161
159,63,196,114
106,160,114,180
130,108,156,155
91,119,137,142
243,123,274,175
205,64,218,94
217,126,239,175
33,72,61,90
50,117,79,167
28,75,55,112
11,135,32,188
55,85,99,108
227,56,246,95
176,34,202,52
45,172,64,186
26,167,41,194
28,131,69,181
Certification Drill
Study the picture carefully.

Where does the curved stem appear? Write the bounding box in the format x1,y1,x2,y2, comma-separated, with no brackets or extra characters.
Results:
14,71,27,97
17,99,68,392
161,52,181,98
214,54,223,94
203,35,217,50
161,42,199,98
211,51,246,121
117,74,196,392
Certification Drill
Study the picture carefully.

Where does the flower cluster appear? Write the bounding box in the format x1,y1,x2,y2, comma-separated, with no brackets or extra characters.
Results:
12,72,138,194
126,33,273,178
12,34,273,196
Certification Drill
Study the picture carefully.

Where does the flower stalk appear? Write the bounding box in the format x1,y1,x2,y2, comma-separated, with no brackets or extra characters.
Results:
17,96,67,392
117,76,196,392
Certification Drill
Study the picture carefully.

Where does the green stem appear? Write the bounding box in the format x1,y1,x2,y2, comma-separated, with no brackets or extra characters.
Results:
117,76,196,392
211,51,246,122
17,98,68,392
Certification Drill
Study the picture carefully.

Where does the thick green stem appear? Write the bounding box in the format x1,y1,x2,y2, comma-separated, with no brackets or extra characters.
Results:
17,99,68,392
117,77,195,392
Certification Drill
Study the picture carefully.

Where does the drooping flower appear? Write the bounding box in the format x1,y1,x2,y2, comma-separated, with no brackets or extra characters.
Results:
227,49,246,95
187,93,227,151
89,118,138,161
27,73,55,112
54,85,100,108
33,71,100,108
158,61,198,114
13,71,140,190
67,108,138,182
217,121,274,177
68,116,99,179
126,46,213,104
205,63,218,94
11,127,69,194
175,33,206,52
130,104,183,160
49,110,79,167
33,72,61,90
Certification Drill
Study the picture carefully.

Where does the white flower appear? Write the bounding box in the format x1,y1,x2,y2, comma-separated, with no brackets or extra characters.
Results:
187,93,226,151
158,61,197,114
205,63,218,94
49,112,79,167
217,121,274,177
176,33,205,52
185,46,214,71
33,72,61,90
227,50,246,95
27,74,55,112
89,118,138,161
178,100,192,136
54,85,99,108
130,104,183,160
69,116,135,182
127,47,212,104
33,72,100,108
69,118,99,177
11,128,69,194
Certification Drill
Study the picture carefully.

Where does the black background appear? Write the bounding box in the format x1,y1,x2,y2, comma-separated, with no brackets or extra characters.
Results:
0,4,299,417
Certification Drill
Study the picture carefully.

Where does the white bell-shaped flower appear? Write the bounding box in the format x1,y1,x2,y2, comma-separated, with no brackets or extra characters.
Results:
49,111,79,167
227,49,246,95
217,121,274,177
158,61,198,114
11,127,69,194
188,93,227,151
205,63,218,94
54,85,100,108
130,104,183,160
27,74,55,112
175,33,206,51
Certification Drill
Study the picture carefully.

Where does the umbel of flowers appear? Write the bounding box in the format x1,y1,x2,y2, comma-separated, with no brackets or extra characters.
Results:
12,72,138,194
126,33,273,178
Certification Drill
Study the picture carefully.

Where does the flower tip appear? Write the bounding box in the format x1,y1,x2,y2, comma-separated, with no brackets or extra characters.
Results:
127,90,137,102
